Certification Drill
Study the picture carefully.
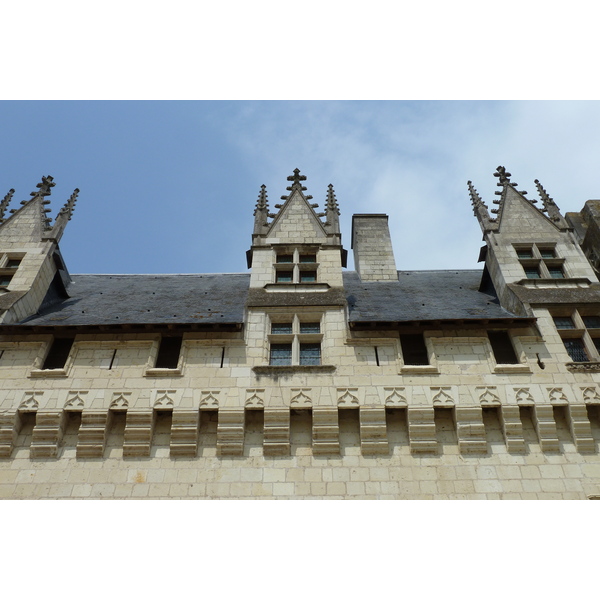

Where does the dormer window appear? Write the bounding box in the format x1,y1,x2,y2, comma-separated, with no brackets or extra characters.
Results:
514,244,566,279
274,249,319,284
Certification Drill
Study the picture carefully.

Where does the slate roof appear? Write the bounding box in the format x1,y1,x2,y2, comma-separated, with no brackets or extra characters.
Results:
11,269,527,329
343,270,528,323
18,274,251,327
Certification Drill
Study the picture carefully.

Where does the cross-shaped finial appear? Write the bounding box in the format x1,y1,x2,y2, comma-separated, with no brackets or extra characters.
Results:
287,168,307,185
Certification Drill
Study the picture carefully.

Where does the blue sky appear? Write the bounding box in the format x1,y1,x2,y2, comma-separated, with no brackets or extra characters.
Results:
2,101,600,275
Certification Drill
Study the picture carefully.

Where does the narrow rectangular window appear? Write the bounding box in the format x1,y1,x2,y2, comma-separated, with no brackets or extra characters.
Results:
488,331,519,364
299,271,317,283
539,249,555,259
524,266,540,279
43,337,74,370
548,266,564,279
155,336,182,369
516,249,533,259
275,271,293,283
0,275,13,287
583,316,600,329
299,343,321,366
276,254,293,263
553,316,576,330
6,259,21,269
400,334,429,366
272,323,293,334
299,322,320,334
563,339,589,362
270,343,292,366
299,254,316,263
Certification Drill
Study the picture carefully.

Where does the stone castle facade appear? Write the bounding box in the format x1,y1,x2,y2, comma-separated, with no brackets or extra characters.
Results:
2,167,600,499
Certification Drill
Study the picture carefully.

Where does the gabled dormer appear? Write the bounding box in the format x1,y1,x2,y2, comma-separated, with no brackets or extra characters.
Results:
470,166,599,315
0,176,79,324
247,169,346,290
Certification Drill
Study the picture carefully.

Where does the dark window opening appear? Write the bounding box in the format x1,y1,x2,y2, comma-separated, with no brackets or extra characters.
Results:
488,331,519,364
299,343,321,366
299,254,316,263
563,339,589,362
276,254,293,263
299,270,317,283
539,249,555,259
516,249,533,259
400,334,429,365
155,336,182,369
299,322,320,334
583,316,600,329
0,274,13,287
524,266,540,279
554,316,576,329
6,259,21,269
548,266,564,279
271,323,293,334
275,271,293,283
43,337,74,370
270,343,292,366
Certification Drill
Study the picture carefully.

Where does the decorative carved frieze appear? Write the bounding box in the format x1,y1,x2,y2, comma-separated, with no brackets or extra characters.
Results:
499,405,525,452
76,411,112,458
567,404,595,453
217,409,245,456
532,405,560,452
359,407,388,454
30,410,67,458
170,410,199,457
312,407,339,454
0,411,20,458
263,408,290,456
407,408,437,453
123,410,155,457
455,407,487,454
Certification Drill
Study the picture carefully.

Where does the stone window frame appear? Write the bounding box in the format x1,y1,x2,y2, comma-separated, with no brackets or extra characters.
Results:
0,252,25,289
145,334,186,377
267,313,323,366
513,243,567,279
273,247,319,284
552,308,600,364
29,335,76,378
485,330,531,374
399,331,439,374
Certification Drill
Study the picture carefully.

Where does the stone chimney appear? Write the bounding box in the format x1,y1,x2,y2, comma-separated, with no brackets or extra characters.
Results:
351,214,398,281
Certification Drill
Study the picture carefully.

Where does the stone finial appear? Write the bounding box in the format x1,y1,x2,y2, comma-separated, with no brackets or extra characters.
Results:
253,184,268,215
282,168,312,200
325,184,340,215
534,178,564,224
57,188,80,221
0,188,15,223
287,168,306,185
25,175,55,204
468,180,497,230
324,183,341,234
253,184,270,236
493,166,532,203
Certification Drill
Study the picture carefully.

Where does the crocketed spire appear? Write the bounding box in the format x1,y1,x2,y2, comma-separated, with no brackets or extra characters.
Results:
0,189,15,223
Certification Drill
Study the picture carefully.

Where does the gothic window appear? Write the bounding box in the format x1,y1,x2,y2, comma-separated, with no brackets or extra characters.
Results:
553,311,600,362
514,244,565,279
268,316,322,366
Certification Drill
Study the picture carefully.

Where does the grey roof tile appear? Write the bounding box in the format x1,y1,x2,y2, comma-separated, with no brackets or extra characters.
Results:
13,269,524,328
